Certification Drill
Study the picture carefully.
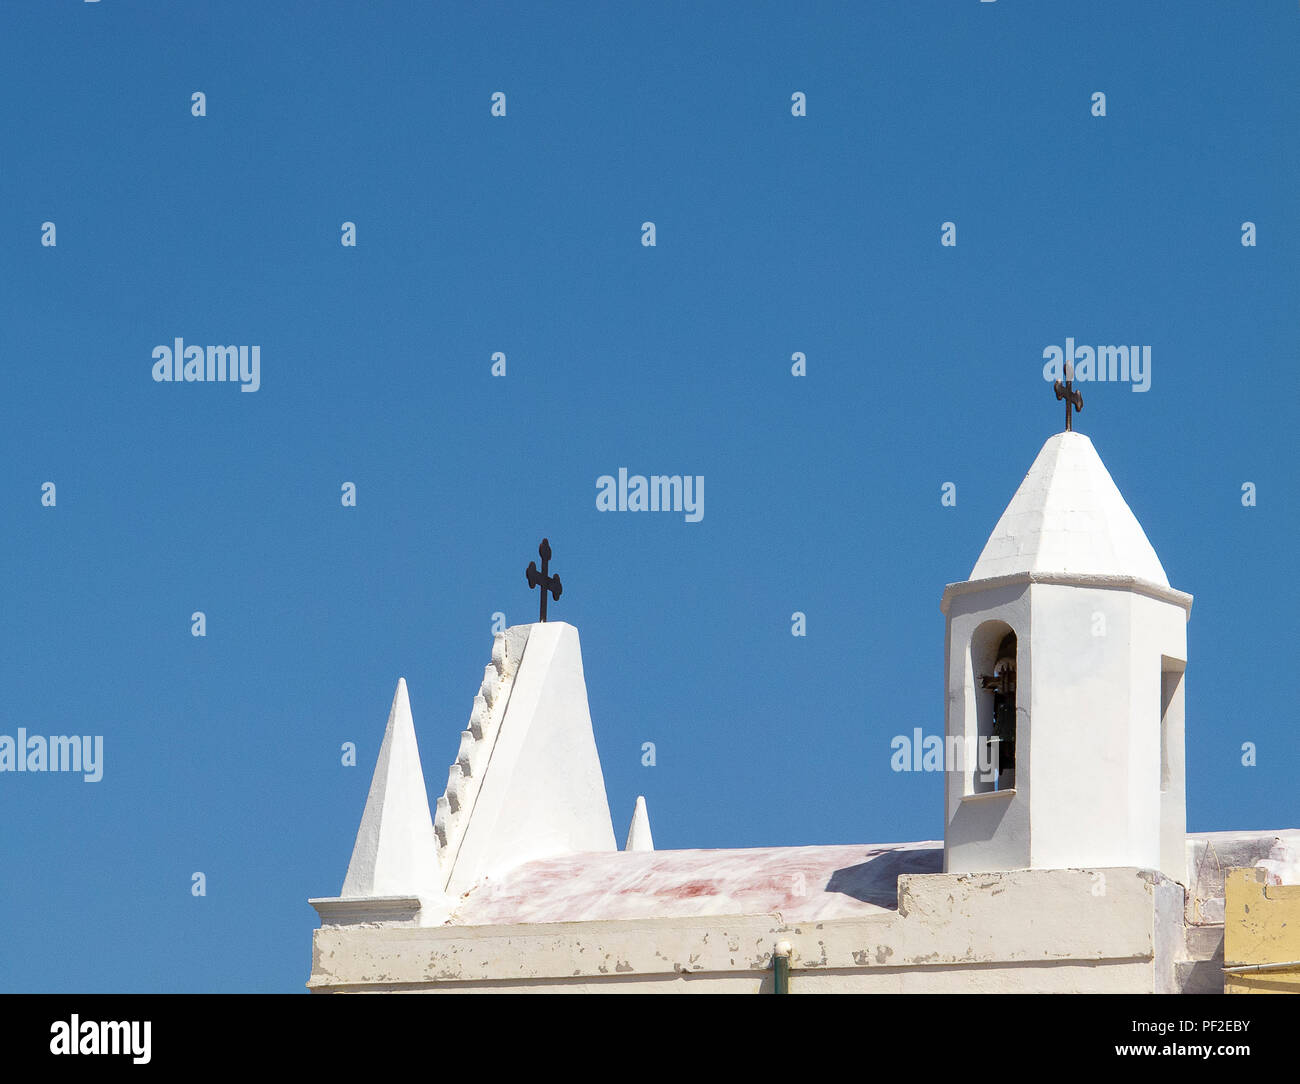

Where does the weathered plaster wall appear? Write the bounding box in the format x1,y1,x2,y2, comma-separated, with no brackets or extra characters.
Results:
1177,830,1300,994
1224,867,1300,994
309,867,1181,994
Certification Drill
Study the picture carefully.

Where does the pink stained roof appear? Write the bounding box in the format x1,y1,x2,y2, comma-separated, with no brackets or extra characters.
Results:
448,841,943,926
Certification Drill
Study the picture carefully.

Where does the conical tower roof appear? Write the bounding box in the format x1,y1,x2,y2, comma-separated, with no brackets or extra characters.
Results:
970,431,1169,586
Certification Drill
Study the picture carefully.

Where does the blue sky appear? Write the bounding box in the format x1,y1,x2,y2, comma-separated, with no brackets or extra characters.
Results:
0,2,1295,992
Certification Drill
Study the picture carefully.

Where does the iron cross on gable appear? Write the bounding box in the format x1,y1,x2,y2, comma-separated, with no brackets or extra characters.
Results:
1054,364,1084,431
526,538,562,622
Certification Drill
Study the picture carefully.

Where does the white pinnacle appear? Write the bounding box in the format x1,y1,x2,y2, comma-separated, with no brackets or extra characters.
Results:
624,795,654,852
341,678,443,900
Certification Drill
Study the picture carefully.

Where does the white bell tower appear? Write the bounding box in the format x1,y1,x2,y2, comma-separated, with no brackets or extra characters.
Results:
941,431,1192,883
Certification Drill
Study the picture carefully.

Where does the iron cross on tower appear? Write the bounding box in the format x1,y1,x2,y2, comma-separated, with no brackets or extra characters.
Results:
1054,364,1084,431
526,538,562,622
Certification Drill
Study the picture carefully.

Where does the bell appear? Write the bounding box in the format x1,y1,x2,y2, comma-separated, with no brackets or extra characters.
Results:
980,632,1017,777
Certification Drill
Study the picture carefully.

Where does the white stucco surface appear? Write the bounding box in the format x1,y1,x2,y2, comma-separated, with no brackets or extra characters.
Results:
970,432,1169,585
1255,837,1300,886
449,842,941,925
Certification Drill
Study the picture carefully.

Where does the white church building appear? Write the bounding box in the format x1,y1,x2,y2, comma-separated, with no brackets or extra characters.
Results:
308,428,1296,993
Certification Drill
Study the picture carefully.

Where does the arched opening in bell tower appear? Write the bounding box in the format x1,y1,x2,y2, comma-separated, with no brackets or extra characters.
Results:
971,621,1017,794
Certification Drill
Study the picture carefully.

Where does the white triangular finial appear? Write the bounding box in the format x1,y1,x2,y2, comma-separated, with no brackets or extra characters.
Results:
340,678,443,900
624,795,654,852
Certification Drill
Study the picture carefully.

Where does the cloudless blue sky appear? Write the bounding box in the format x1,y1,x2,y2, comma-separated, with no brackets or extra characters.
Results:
1,2,1295,992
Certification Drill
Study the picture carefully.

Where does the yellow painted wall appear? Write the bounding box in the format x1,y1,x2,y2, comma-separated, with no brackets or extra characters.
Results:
1224,867,1300,994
